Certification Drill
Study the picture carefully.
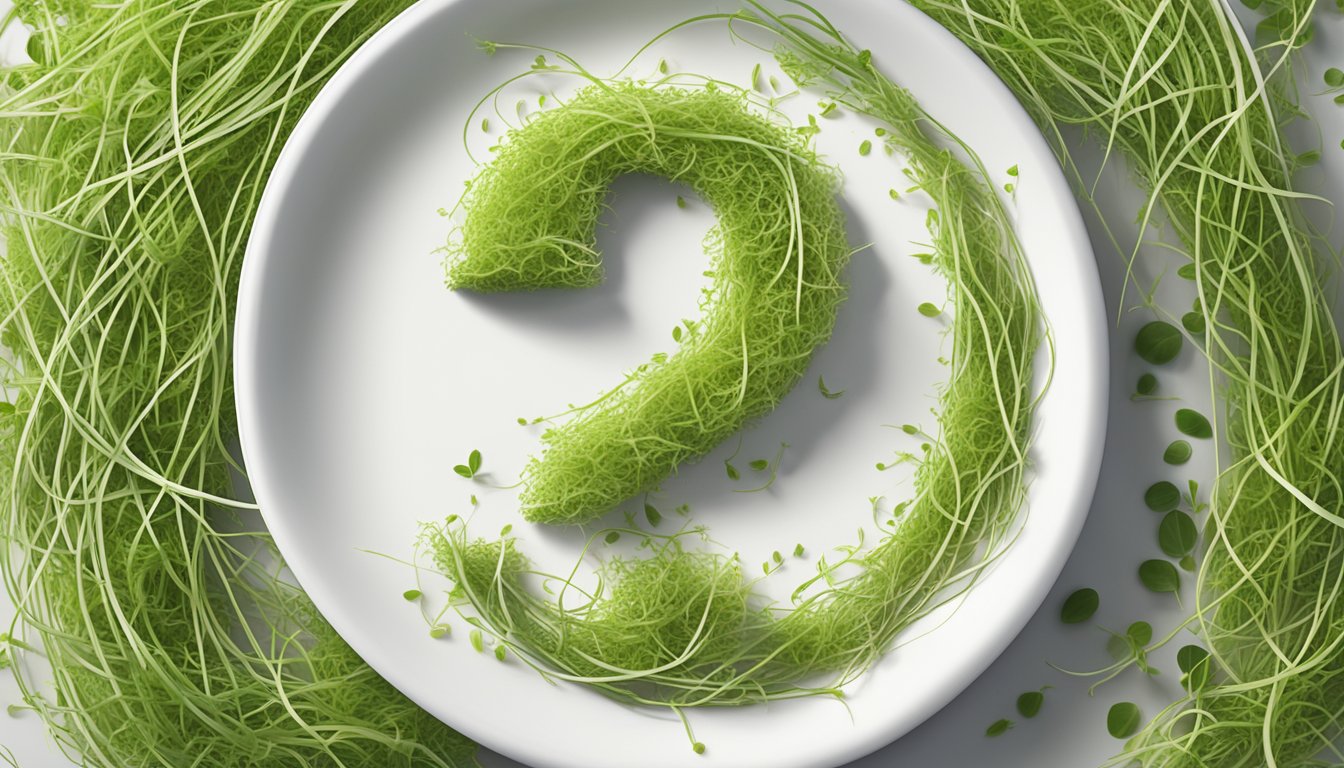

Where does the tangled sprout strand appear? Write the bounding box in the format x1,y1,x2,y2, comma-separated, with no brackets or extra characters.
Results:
0,2,473,766
446,84,850,525
431,11,1042,711
910,0,1344,764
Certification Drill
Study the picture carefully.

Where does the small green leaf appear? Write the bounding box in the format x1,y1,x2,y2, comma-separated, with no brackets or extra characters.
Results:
725,461,740,480
468,449,482,474
644,503,662,527
453,464,472,478
1179,555,1196,571
692,742,706,755
1175,409,1212,439
1139,559,1181,594
772,550,784,565
1159,510,1198,558
1135,321,1183,365
1144,481,1181,512
1016,691,1044,718
1181,311,1206,334
1136,373,1158,396
1177,263,1197,280
0,403,15,417
604,531,621,545
985,718,1013,737
429,625,450,639
793,543,805,558
672,325,683,342
918,302,941,318
1163,440,1193,465
889,188,900,200
403,589,422,602
749,459,769,471
859,139,873,156
1007,164,1020,177
1126,621,1153,647
1177,645,1212,691
1060,588,1100,624
1297,150,1321,166
1325,67,1344,88
469,629,484,653
494,644,507,661
1107,702,1142,739
676,195,687,209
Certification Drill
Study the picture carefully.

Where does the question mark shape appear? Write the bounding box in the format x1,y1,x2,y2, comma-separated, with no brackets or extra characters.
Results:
448,84,850,525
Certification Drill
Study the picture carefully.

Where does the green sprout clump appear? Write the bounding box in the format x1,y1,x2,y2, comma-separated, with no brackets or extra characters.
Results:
446,83,851,525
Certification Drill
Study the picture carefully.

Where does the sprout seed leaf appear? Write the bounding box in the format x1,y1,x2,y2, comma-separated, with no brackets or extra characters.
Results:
1163,440,1193,465
1061,588,1099,623
985,718,1013,737
1175,409,1212,439
1107,702,1142,739
1139,559,1181,594
1144,481,1181,512
1016,691,1044,718
1159,510,1198,558
1135,321,1183,365
1177,645,1212,690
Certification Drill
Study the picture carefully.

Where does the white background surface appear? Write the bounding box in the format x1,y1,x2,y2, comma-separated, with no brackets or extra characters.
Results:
3,3,1343,768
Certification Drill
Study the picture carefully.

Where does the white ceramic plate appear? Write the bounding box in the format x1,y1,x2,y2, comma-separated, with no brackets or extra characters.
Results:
235,1,1106,766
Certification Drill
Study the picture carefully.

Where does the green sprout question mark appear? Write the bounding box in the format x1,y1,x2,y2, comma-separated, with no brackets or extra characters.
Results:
447,84,851,524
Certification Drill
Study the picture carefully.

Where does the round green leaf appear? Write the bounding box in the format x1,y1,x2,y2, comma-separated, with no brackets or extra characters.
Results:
1060,587,1100,624
1326,67,1344,88
1144,481,1181,512
1135,321,1183,365
1016,691,1045,719
1163,440,1193,465
1126,621,1153,647
1107,702,1142,739
1175,409,1212,439
1180,311,1205,334
1177,645,1212,691
985,718,1013,737
1158,510,1198,558
1139,559,1181,594
1136,373,1157,396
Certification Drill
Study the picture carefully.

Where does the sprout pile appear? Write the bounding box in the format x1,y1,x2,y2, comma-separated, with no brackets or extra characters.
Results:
445,83,850,526
0,2,471,766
